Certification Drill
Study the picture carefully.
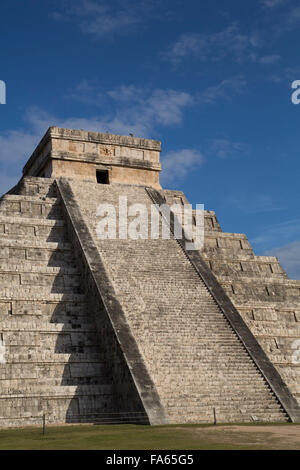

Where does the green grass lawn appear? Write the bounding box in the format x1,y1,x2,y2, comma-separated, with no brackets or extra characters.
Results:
0,422,299,450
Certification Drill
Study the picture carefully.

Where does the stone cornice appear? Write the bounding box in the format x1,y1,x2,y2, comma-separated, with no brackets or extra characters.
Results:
23,126,162,176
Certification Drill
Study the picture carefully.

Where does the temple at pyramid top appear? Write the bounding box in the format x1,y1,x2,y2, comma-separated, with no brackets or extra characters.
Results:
22,126,162,189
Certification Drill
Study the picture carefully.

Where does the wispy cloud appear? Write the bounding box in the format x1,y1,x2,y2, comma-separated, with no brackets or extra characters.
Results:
162,19,287,68
0,74,251,196
251,218,300,250
210,138,250,159
230,193,284,215
197,75,247,104
160,149,204,186
106,85,194,129
70,77,247,111
265,4,300,36
0,129,40,164
0,110,51,196
261,0,288,8
0,84,194,194
265,240,300,280
254,54,281,64
51,0,161,39
65,83,195,135
162,24,267,65
268,65,300,83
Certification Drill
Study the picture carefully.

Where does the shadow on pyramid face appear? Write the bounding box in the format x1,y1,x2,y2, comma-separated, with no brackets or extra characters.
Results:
49,296,149,425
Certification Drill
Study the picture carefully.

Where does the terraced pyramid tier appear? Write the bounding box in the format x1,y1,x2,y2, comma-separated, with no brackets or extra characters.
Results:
0,179,147,427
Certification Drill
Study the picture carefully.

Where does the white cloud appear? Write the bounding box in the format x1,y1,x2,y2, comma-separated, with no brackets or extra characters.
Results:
64,84,194,135
229,193,284,215
0,110,51,196
266,5,300,36
265,240,300,280
197,76,247,104
251,219,300,249
268,65,300,83
282,5,300,32
51,0,161,39
0,76,250,196
210,138,249,159
262,0,287,8
160,149,204,186
0,130,40,164
163,23,284,67
107,86,193,129
163,24,264,65
255,54,281,64
0,85,195,195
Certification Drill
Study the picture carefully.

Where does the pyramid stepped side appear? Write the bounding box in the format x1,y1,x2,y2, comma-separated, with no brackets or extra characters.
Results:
165,190,300,408
58,179,289,424
0,178,147,427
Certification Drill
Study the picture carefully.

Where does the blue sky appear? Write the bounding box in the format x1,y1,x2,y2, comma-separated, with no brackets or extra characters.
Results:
0,0,300,278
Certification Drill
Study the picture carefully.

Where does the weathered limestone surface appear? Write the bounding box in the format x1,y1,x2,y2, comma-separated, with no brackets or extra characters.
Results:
59,179,289,424
22,127,162,188
0,178,147,427
164,191,300,408
1,127,300,427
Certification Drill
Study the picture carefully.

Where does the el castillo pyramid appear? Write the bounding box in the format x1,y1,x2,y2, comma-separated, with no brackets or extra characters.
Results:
0,126,300,427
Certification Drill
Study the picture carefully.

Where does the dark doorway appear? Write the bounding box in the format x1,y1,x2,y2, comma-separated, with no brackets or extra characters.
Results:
96,170,109,184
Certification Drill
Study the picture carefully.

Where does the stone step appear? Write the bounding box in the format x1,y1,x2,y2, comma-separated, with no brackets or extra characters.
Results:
5,346,104,359
165,402,283,414
0,238,72,251
165,399,285,410
202,246,254,257
202,252,256,262
15,177,57,198
0,380,114,395
167,411,287,423
0,298,88,315
72,182,287,423
0,320,95,331
0,238,75,267
165,398,284,410
0,285,83,296
0,271,81,291
163,394,278,404
1,352,106,363
0,362,106,380
0,194,62,219
0,394,116,418
0,263,78,275
0,316,94,330
2,329,99,342
0,292,86,301
0,227,67,243
216,272,287,282
4,343,101,356
0,215,67,242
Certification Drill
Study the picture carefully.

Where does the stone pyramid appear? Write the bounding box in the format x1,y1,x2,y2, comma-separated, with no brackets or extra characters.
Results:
0,126,299,427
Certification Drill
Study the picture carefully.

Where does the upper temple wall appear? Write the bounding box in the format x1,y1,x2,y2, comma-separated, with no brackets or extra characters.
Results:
22,127,162,189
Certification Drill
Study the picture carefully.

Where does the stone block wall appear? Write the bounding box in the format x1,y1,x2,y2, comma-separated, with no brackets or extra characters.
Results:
58,179,289,424
165,189,300,407
0,177,148,427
